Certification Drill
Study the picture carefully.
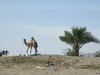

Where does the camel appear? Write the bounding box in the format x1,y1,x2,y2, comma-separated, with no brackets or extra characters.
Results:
23,37,38,56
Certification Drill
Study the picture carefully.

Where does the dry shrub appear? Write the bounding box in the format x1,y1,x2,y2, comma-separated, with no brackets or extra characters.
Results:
73,64,100,70
11,56,48,65
0,53,2,56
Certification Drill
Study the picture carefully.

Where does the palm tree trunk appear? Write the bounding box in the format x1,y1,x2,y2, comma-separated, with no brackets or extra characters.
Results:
75,43,79,56
75,48,79,56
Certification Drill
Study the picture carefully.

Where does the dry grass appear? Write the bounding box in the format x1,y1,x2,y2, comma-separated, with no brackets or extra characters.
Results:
1,55,100,75
0,55,100,70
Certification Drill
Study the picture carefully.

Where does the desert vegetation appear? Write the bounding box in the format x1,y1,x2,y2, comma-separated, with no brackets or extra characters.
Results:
0,50,9,56
59,26,100,56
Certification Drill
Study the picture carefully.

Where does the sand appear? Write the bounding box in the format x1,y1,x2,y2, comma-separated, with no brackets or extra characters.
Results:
0,55,100,75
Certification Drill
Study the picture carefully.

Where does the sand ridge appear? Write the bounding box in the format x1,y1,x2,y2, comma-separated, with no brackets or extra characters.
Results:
0,55,100,75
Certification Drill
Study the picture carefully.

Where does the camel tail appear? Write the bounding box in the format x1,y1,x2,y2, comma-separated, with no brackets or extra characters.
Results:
35,41,38,48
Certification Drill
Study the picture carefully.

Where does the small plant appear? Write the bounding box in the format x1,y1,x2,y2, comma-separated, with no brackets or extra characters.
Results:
19,54,22,56
94,52,100,57
63,48,83,56
23,54,26,56
93,67,100,70
63,48,75,56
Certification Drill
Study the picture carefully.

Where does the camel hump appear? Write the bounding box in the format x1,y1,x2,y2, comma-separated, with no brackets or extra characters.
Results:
30,40,38,47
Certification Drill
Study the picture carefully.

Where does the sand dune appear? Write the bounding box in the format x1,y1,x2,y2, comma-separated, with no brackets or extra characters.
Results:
0,55,100,75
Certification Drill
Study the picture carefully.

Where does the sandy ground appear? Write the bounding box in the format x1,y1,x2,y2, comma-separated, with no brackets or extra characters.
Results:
0,55,100,75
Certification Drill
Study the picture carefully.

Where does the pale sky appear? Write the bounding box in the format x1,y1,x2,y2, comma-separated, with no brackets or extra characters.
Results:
0,0,100,56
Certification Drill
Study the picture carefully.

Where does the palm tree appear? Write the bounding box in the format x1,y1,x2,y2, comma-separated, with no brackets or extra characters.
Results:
59,26,100,56
5,50,9,56
2,50,9,56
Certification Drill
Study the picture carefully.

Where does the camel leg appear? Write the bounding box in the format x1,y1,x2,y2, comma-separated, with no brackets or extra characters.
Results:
34,47,38,54
26,47,29,56
30,47,32,55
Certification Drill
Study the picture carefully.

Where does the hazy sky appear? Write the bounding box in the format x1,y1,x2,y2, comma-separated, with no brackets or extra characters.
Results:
0,0,100,56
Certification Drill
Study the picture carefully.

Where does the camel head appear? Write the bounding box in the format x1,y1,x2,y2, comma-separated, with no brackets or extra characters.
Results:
23,39,28,46
23,39,26,42
31,37,34,40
